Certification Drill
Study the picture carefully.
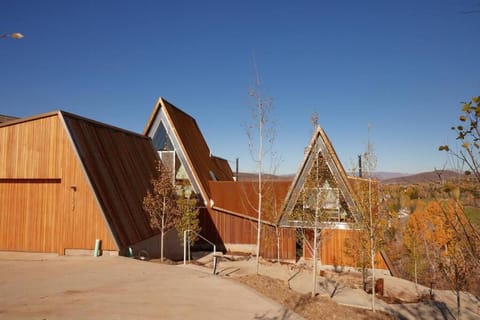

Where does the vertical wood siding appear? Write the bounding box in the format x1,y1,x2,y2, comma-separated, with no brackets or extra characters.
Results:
302,229,388,269
0,114,116,254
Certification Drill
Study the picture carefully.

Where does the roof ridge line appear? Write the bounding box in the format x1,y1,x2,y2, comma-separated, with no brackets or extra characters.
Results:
59,110,150,140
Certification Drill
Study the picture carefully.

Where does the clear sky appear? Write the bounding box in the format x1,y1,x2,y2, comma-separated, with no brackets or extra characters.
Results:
2,0,479,175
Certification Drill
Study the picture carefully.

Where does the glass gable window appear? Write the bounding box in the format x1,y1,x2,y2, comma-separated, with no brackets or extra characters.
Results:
152,122,173,151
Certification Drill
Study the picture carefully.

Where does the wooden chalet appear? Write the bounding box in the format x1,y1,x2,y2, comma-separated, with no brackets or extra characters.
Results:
278,126,389,270
0,111,159,255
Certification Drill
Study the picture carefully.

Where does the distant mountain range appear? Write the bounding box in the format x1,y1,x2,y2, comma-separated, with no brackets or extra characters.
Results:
371,172,408,180
237,170,463,184
380,170,461,184
237,172,294,181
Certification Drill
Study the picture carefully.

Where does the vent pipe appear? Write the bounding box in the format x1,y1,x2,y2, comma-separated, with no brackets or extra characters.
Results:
358,154,362,177
235,158,239,181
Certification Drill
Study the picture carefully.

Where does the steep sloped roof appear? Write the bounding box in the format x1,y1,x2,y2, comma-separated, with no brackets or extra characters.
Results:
209,180,292,224
61,111,159,248
279,126,359,227
0,110,160,249
211,156,234,181
144,97,233,202
0,114,18,124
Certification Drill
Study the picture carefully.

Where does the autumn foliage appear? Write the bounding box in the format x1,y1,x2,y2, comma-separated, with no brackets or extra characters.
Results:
143,160,180,260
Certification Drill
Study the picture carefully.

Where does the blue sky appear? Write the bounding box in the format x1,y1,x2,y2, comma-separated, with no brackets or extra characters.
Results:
1,0,479,175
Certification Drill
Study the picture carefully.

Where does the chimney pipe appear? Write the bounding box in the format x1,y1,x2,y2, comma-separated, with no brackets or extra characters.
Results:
358,155,362,177
235,158,239,181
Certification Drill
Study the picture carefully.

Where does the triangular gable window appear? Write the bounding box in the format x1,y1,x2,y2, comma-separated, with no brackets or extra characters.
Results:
152,121,173,151
292,152,351,224
282,141,357,228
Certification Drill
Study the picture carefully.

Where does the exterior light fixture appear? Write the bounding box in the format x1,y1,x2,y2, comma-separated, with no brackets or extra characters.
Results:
0,32,24,39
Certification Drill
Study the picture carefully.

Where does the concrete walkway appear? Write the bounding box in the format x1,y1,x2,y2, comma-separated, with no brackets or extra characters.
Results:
0,253,302,320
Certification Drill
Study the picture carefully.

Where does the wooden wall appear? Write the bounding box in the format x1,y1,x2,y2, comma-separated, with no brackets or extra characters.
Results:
261,226,296,261
303,229,388,270
0,114,116,254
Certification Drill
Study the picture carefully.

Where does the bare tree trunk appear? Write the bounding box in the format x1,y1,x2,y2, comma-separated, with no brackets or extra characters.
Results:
255,77,263,275
161,218,164,261
369,177,376,312
256,147,262,274
414,242,418,288
276,226,280,265
312,197,318,297
455,263,461,320
414,258,418,287
161,197,166,261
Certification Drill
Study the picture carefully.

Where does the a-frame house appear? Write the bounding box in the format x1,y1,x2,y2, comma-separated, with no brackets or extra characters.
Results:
278,126,389,270
0,111,159,255
143,98,297,258
143,97,234,206
280,126,360,228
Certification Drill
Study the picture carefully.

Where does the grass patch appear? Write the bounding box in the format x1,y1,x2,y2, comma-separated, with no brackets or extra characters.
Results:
464,206,480,226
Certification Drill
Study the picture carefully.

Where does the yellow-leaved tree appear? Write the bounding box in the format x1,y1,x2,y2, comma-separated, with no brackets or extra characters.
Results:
402,200,429,287
143,160,180,261
420,200,472,319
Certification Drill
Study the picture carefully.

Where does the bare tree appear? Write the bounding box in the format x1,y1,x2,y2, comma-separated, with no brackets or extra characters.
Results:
143,160,180,261
350,125,381,312
246,56,276,274
364,125,377,312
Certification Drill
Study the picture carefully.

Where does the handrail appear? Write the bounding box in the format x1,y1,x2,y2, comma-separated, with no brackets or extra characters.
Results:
183,230,217,275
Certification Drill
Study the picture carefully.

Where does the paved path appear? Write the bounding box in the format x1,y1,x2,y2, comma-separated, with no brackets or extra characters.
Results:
0,253,301,320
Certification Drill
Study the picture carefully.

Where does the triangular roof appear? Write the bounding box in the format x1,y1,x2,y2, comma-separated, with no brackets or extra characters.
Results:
1,111,160,249
278,126,360,227
0,114,18,124
61,111,159,248
144,97,234,204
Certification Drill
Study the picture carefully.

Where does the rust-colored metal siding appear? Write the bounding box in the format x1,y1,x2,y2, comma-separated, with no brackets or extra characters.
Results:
0,113,116,253
211,156,234,181
203,208,296,260
162,99,234,189
205,180,296,260
209,180,292,222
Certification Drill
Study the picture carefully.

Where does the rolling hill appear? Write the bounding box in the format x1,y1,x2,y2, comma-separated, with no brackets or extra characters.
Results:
381,170,461,184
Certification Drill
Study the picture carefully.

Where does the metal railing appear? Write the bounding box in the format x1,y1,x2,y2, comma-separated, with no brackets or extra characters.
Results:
183,230,217,275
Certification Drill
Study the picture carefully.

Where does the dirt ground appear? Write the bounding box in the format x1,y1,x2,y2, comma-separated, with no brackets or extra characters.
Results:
0,254,301,320
236,274,394,320
2,252,478,319
211,257,480,320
